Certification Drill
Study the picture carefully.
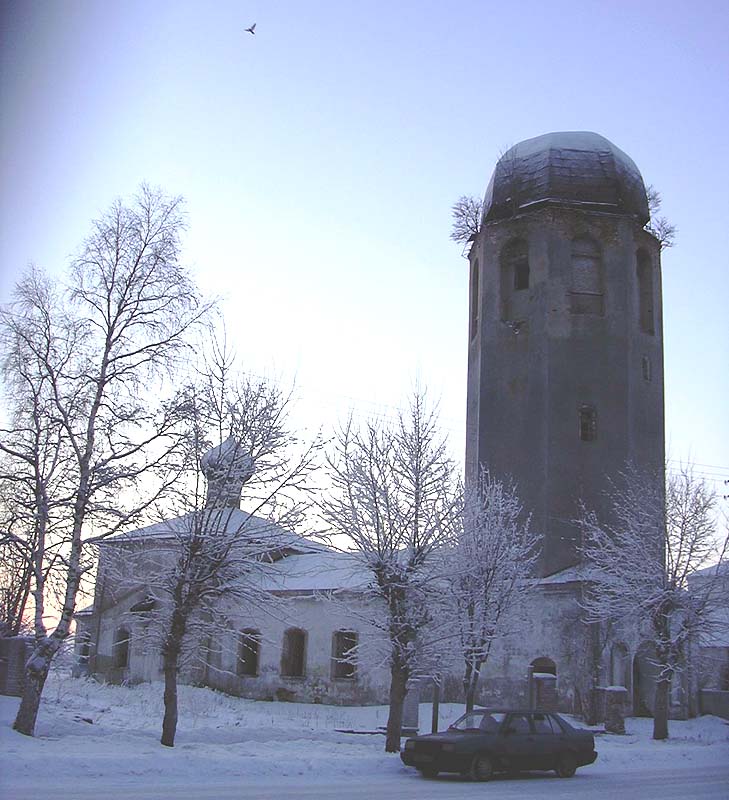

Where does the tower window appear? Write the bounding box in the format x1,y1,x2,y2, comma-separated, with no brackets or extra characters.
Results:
500,238,529,320
579,405,597,442
470,258,479,340
637,249,655,335
570,237,603,315
642,355,652,382
514,260,530,290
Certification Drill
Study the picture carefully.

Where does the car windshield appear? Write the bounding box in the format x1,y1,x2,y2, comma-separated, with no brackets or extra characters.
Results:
449,711,506,732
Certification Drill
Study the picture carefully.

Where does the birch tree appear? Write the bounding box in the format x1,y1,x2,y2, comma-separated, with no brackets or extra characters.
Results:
580,464,727,740
447,469,539,711
0,186,208,736
320,392,458,753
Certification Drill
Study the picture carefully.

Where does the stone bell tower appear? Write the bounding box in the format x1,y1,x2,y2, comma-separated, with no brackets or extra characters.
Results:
465,131,664,577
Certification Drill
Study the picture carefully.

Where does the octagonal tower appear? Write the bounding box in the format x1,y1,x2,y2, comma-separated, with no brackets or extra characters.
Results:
466,131,664,577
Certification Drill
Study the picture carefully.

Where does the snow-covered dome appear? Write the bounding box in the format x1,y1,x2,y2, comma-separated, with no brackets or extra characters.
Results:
200,436,254,508
482,131,649,224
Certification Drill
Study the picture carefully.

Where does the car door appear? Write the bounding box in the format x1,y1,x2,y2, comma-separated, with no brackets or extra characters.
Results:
530,712,561,769
500,713,537,771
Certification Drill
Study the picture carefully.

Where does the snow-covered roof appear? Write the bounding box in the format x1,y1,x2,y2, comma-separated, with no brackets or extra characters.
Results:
483,131,649,224
254,551,372,593
104,510,327,556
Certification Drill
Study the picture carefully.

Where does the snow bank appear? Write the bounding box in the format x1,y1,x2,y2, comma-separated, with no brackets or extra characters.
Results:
1,672,727,798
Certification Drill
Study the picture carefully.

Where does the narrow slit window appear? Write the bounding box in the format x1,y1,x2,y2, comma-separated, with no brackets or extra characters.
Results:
579,405,597,442
470,259,480,340
642,355,652,382
637,250,655,335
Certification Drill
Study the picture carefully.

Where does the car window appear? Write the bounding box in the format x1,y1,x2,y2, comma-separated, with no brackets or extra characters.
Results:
450,711,505,731
532,713,554,734
506,713,532,734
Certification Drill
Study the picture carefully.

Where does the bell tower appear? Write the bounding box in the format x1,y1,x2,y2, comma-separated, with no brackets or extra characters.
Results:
465,132,664,577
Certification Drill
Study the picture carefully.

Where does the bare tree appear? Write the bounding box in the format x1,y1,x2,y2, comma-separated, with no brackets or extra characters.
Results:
446,469,539,711
0,186,209,736
450,195,483,246
579,464,727,739
645,185,677,250
320,391,458,752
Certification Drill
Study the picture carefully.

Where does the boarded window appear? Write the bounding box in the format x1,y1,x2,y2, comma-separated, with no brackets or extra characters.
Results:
569,237,603,315
470,258,479,340
281,628,306,677
578,405,597,442
113,627,130,669
332,630,358,679
237,629,261,677
637,249,655,334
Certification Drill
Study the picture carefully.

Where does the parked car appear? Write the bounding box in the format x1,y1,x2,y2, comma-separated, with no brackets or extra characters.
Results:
400,708,597,781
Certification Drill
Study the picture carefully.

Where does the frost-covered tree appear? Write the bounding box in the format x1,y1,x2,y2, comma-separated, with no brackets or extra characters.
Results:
446,469,539,711
320,392,458,753
0,186,209,736
580,464,727,740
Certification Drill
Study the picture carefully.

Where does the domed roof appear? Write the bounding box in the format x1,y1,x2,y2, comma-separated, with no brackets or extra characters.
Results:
482,131,649,224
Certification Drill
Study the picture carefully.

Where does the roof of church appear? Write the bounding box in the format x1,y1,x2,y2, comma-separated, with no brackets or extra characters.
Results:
482,131,649,224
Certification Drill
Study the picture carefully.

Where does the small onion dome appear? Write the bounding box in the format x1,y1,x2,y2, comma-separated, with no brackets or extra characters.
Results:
483,131,649,225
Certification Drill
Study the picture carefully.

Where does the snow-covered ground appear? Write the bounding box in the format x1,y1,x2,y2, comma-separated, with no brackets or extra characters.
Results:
2,673,728,799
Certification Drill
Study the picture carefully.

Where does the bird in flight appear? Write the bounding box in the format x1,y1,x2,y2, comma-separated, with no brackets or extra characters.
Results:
245,23,256,35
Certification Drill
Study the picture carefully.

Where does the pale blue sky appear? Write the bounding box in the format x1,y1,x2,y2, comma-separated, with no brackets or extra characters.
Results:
1,0,728,497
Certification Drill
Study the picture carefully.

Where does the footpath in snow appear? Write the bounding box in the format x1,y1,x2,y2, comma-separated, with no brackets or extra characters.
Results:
1,673,728,799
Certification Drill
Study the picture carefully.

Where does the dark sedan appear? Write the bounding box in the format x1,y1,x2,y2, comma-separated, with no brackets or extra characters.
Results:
400,708,597,781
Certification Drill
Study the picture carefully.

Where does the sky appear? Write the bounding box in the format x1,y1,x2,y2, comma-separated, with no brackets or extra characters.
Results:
1,0,728,503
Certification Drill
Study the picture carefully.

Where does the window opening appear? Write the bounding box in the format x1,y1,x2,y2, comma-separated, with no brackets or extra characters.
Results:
531,656,557,676
578,406,597,442
281,627,306,677
570,237,603,315
332,630,358,679
470,259,479,340
637,250,655,334
642,355,652,382
238,629,261,677
113,627,130,669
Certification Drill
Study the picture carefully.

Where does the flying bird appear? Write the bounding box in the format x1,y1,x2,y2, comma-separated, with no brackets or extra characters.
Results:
245,23,256,35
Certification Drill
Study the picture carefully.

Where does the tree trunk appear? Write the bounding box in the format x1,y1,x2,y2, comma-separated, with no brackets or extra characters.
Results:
13,637,57,736
160,652,179,747
465,662,481,712
652,675,670,740
385,665,408,753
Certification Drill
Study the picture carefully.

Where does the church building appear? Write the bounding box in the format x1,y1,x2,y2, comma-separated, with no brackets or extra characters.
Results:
77,131,684,719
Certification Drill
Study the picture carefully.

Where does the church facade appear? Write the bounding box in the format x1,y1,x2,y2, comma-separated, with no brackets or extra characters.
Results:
77,132,687,719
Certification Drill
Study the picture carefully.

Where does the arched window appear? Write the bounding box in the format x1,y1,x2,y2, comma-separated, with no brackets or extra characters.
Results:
637,249,654,334
332,630,358,680
531,656,557,676
500,239,529,320
237,629,261,677
281,627,307,677
470,258,480,341
570,236,603,315
113,627,130,669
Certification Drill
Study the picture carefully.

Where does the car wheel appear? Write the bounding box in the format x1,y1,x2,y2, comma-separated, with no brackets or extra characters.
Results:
555,752,577,778
418,767,438,779
470,753,494,782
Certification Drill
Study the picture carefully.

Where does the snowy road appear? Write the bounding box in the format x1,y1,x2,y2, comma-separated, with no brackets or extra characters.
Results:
7,766,729,800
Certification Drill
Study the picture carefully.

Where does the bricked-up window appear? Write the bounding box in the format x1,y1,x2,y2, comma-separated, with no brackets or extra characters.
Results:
281,627,306,677
470,259,479,340
637,249,655,334
237,629,261,677
113,627,130,669
579,405,597,442
332,630,358,679
570,236,603,315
